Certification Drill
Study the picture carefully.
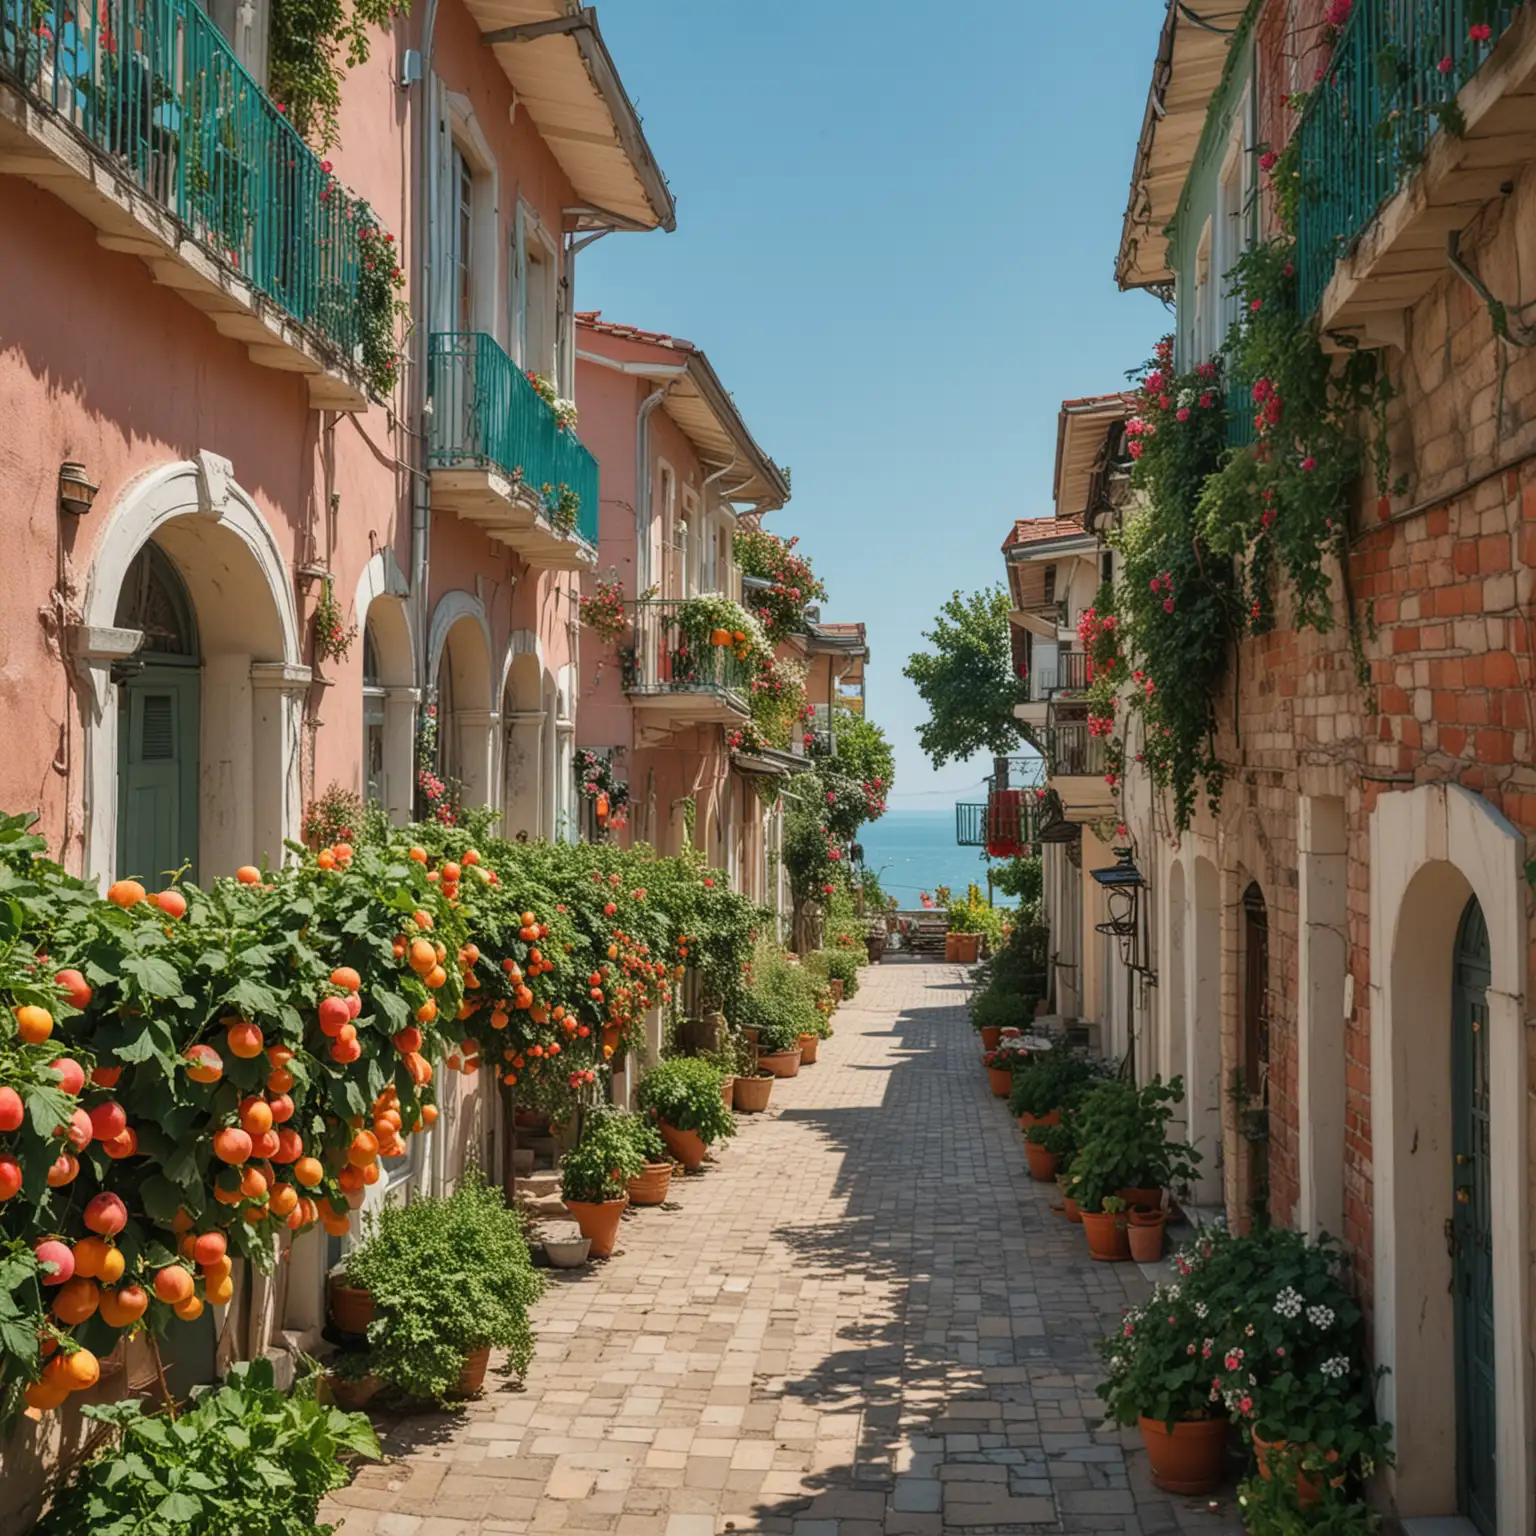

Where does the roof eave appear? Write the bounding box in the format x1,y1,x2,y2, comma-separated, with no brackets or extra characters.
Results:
684,352,790,511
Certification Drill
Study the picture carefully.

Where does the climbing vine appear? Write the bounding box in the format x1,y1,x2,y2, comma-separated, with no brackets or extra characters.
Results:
268,0,409,153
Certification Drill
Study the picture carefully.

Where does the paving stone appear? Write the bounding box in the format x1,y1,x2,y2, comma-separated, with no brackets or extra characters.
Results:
320,962,1240,1536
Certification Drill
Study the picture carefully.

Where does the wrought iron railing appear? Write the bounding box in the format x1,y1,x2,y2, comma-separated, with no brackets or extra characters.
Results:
955,802,987,847
1295,1,1519,316
0,0,393,372
428,332,600,546
1226,375,1255,449
1045,723,1107,779
623,599,753,702
987,755,1046,793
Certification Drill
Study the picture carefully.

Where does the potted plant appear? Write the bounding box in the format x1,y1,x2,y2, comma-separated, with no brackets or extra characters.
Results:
1056,1172,1083,1222
561,1111,645,1257
796,1011,832,1066
756,1020,804,1078
733,1067,775,1112
338,1169,542,1403
1008,1052,1093,1129
328,1273,375,1338
981,1048,1014,1098
970,986,1036,1052
1098,1272,1230,1494
1081,1193,1131,1262
624,1115,675,1206
1128,1204,1166,1262
1066,1076,1200,1218
323,1348,381,1410
637,1057,737,1171
1024,1119,1073,1183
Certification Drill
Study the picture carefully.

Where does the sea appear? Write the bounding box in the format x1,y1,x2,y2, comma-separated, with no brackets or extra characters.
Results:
857,807,995,910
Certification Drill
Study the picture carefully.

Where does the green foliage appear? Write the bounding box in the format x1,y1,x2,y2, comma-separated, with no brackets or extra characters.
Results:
734,941,823,1043
969,987,1036,1034
1007,1053,1097,1120
1028,1118,1077,1158
946,883,1005,948
1066,1077,1199,1213
624,1113,668,1165
733,530,826,645
748,655,809,752
1238,1473,1380,1536
269,0,409,151
805,946,861,998
903,586,1024,766
823,711,895,801
561,1109,647,1203
637,1058,736,1145
991,854,1041,912
37,1358,379,1535
966,918,1048,1035
340,1169,542,1402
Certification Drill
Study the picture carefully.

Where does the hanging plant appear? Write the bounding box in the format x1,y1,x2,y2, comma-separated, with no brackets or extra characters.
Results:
355,212,408,399
268,0,410,152
748,655,808,751
540,483,581,535
580,579,628,645
733,530,826,645
526,373,579,432
574,749,629,829
312,578,356,664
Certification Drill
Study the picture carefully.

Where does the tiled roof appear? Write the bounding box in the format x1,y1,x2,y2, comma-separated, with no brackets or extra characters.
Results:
1002,516,1087,552
815,622,864,637
576,312,695,351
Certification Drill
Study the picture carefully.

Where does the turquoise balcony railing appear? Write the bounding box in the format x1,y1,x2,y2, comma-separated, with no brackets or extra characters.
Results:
955,803,987,847
0,0,392,374
1226,375,1255,449
1296,1,1520,317
428,332,599,547
622,600,753,703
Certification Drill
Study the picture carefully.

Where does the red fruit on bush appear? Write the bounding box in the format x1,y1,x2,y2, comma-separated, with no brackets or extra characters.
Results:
317,996,351,1035
49,1058,85,1097
87,1101,127,1143
83,1192,127,1236
54,969,92,1009
0,1156,20,1201
249,1129,280,1161
46,1151,78,1186
193,1231,227,1267
267,1093,294,1124
0,1086,22,1132
90,1065,122,1089
212,1126,252,1164
64,1108,93,1150
35,1239,74,1285
101,1127,138,1160
185,1045,223,1084
346,993,362,1020
274,1127,303,1164
392,1027,423,1054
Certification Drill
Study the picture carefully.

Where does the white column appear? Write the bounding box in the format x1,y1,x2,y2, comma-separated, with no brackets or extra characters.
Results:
383,687,419,825
503,711,545,840
250,661,310,873
453,709,500,810
68,624,143,886
555,718,575,842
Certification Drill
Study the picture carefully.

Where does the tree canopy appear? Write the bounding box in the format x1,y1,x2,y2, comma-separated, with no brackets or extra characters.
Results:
903,586,1025,767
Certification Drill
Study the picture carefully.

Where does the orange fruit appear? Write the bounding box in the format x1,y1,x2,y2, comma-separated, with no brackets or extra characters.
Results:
330,967,361,992
15,1005,53,1044
212,1126,252,1164
153,1266,194,1305
424,965,447,990
347,1130,378,1167
193,1231,227,1267
408,846,427,863
293,1157,323,1188
70,1236,111,1280
235,865,261,885
268,1183,298,1217
174,1294,204,1321
106,879,146,908
99,1284,148,1328
408,939,436,975
238,1097,273,1136
52,1277,99,1325
153,889,188,920
239,1166,268,1200
226,1023,263,1059
205,1271,235,1306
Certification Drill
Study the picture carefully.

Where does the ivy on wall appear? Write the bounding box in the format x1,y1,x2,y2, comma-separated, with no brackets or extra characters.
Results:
269,0,409,152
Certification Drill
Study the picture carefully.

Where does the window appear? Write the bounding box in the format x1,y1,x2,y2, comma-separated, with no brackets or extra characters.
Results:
202,0,268,84
1193,218,1213,362
511,202,558,376
363,623,384,805
452,146,474,334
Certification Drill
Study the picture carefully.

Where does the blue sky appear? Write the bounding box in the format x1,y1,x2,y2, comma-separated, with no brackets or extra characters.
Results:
580,1,1169,809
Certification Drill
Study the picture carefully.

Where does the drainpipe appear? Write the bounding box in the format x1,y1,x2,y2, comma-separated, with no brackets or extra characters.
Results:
634,386,668,591
412,0,442,701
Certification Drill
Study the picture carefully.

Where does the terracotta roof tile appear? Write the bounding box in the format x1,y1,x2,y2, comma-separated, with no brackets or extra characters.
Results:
576,311,695,352
1002,515,1088,552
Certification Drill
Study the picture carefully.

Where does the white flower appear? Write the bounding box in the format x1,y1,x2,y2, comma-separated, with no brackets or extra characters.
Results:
1165,1284,1181,1300
1307,1305,1336,1329
1177,387,1196,409
1194,1301,1208,1319
1319,1356,1350,1380
1274,1287,1304,1319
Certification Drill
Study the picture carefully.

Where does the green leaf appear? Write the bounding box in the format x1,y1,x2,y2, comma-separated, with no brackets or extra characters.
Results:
121,953,183,997
155,1489,203,1522
139,1175,188,1224
373,988,409,1029
24,1083,72,1139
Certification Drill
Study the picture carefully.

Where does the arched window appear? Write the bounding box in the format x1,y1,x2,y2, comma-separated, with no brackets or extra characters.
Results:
362,622,384,805
115,542,199,664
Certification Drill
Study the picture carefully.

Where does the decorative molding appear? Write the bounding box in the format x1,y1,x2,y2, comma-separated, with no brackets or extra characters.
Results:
194,450,234,518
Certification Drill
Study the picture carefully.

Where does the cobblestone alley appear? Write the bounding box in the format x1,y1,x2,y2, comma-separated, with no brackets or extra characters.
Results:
320,960,1241,1536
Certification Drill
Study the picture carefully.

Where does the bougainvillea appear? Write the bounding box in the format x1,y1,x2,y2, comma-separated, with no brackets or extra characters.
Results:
733,530,826,645
748,655,808,751
580,579,628,645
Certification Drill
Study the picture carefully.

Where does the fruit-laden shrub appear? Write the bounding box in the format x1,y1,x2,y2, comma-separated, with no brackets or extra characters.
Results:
805,946,861,998
36,1357,378,1535
636,1058,736,1146
340,1168,542,1402
560,1110,646,1204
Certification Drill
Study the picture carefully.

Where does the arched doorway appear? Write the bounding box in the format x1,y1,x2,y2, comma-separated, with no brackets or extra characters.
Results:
427,594,495,815
114,542,200,883
1240,881,1270,1229
502,645,545,841
1453,896,1496,1535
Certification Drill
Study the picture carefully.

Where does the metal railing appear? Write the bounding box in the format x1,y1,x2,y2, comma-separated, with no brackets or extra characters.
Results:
1,0,391,371
1045,723,1107,779
955,803,987,847
1226,375,1255,450
987,755,1046,794
428,332,600,546
1027,651,1089,702
1295,0,1520,316
623,599,753,701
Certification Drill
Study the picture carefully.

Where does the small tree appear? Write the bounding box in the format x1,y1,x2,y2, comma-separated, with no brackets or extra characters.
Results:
903,586,1026,767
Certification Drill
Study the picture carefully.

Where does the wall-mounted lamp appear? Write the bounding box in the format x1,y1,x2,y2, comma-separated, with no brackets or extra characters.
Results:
58,462,100,516
1092,846,1152,978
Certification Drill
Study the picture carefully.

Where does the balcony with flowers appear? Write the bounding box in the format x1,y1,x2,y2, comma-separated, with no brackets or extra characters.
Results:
0,0,403,407
427,337,599,570
620,594,768,728
1295,0,1536,338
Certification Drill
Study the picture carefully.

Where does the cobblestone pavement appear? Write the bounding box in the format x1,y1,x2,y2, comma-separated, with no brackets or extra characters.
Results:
320,959,1242,1536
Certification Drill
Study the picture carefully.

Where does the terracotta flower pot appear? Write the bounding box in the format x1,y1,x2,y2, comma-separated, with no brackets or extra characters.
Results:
601,1024,623,1058
328,1280,375,1337
1253,1430,1342,1508
1117,1186,1163,1212
325,1371,381,1410
627,1162,673,1206
797,1034,819,1064
987,1066,1013,1097
741,1026,760,1047
719,1075,735,1109
954,933,981,964
1023,1141,1059,1182
1081,1209,1131,1262
659,1121,707,1171
1018,1108,1061,1132
759,1048,802,1078
828,978,845,1005
454,1345,493,1397
733,1073,774,1112
1056,1176,1083,1222
978,1025,1002,1051
564,1196,628,1258
1138,1414,1228,1495
1128,1208,1166,1262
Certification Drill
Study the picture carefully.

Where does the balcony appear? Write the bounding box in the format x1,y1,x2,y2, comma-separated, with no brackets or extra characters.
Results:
427,333,599,570
1297,2,1536,337
1016,648,1090,727
1044,722,1116,819
955,802,986,847
622,599,751,728
0,0,390,407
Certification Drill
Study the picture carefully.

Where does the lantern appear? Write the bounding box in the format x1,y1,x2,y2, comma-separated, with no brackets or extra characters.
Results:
596,793,610,821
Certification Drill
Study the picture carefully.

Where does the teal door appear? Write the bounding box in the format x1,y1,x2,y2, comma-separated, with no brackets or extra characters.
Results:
1452,896,1496,1536
116,667,200,885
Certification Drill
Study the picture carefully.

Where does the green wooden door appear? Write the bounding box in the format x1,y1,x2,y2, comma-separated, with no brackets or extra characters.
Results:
1452,896,1496,1536
116,666,199,885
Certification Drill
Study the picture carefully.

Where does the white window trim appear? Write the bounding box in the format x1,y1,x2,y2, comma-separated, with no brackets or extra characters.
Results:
439,89,500,341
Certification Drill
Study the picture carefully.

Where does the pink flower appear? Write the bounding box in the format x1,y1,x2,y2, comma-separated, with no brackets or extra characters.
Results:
1259,151,1278,172
1128,441,1143,459
1438,54,1453,74
1150,577,1161,593
1158,395,1172,410
1176,408,1190,422
1163,598,1174,613
320,160,333,174
1300,456,1317,472
1470,22,1492,41
1250,299,1263,313
1199,392,1214,409
1239,1396,1254,1417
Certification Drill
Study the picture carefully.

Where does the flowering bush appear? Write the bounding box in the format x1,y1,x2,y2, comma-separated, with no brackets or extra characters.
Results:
540,482,582,534
733,530,826,645
526,373,579,432
312,578,356,664
749,654,808,750
355,214,407,398
575,748,629,831
301,782,363,849
414,705,460,826
581,579,628,645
